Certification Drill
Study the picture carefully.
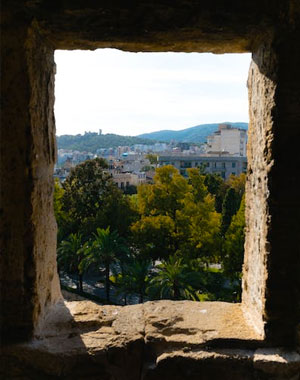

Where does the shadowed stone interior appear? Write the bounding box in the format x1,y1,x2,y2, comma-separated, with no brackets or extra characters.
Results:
1,1,300,378
1,300,299,379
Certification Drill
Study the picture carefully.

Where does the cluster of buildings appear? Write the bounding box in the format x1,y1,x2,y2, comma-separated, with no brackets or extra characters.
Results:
158,155,247,179
54,124,248,186
206,123,247,156
95,142,169,158
159,124,247,179
54,150,154,189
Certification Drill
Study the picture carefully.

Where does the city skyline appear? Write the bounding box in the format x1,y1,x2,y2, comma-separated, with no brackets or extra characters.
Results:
54,49,251,136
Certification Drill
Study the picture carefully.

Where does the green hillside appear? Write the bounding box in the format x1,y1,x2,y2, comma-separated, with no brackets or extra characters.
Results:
57,132,157,153
57,122,249,152
138,122,248,143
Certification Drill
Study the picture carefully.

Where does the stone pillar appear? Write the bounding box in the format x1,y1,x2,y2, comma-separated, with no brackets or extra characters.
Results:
0,20,61,342
243,33,300,346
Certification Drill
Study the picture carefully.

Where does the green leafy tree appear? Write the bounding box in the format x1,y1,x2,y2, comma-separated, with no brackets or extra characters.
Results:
227,173,246,200
137,165,189,218
53,178,64,221
62,157,109,220
82,227,127,303
53,178,71,242
187,168,207,202
176,192,221,264
221,187,240,235
131,166,189,261
61,158,137,239
112,258,152,304
203,173,245,216
93,191,139,238
204,173,228,213
123,184,137,195
223,195,245,283
131,215,176,261
146,153,158,167
57,233,86,291
132,166,221,263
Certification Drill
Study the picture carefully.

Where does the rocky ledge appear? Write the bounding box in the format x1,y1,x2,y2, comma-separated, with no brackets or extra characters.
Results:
1,300,300,379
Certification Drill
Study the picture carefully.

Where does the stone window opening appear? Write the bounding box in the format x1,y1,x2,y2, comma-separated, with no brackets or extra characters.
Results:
2,3,300,378
54,50,249,305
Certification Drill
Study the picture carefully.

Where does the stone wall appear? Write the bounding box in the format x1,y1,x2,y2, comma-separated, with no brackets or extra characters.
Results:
1,18,61,342
243,41,278,340
243,31,300,346
1,0,300,377
265,31,300,346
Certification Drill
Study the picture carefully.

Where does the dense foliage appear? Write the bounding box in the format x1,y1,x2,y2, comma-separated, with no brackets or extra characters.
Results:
56,158,137,240
55,158,246,304
57,132,157,152
131,166,221,264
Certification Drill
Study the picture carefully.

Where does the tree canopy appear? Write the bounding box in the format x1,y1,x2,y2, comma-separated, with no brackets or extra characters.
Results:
131,166,221,263
59,158,137,240
222,195,246,282
55,160,246,305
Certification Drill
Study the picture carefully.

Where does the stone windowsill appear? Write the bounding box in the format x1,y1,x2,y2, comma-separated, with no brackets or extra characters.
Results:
2,300,300,379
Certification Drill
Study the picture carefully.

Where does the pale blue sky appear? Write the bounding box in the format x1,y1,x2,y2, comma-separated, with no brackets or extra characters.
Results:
54,49,251,136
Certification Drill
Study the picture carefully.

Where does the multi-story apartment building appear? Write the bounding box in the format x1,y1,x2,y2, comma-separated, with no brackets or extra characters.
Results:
158,155,247,179
206,124,247,156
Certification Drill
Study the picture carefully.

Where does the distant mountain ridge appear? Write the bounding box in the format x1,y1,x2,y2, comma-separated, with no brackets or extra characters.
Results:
138,122,248,143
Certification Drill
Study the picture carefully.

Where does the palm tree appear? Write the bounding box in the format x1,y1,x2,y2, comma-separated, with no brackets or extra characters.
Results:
126,259,152,303
57,233,85,291
113,258,152,304
148,255,202,300
82,227,127,303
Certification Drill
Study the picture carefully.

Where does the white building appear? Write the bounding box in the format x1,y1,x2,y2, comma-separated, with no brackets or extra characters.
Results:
112,172,146,189
206,124,247,156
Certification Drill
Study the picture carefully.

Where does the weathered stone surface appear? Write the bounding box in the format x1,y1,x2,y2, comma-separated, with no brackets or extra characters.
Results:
242,41,277,339
1,300,299,379
0,1,282,53
1,0,300,378
61,289,88,302
254,348,300,378
1,0,300,348
243,34,300,346
263,33,300,348
142,349,255,380
144,300,260,353
30,300,263,352
0,20,61,342
2,1,300,53
143,348,300,380
2,300,145,379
